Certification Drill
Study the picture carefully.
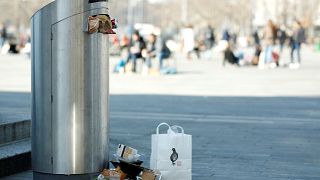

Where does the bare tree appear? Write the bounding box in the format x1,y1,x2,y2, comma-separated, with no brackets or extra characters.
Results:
0,0,53,28
1,0,319,35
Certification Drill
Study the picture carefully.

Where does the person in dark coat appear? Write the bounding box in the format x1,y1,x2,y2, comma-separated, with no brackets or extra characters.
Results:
143,33,171,70
278,26,287,53
0,24,7,48
222,29,230,41
143,34,157,68
127,30,146,72
204,24,215,49
252,45,262,65
223,43,240,66
157,37,171,69
252,30,260,46
290,20,305,66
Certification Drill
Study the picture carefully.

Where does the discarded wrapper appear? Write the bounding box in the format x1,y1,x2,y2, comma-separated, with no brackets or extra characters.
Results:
116,144,140,162
88,16,100,33
97,169,120,180
110,144,161,180
141,170,157,180
87,14,116,34
142,169,162,180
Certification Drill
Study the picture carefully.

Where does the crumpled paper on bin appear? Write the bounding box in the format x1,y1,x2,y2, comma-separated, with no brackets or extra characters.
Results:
88,14,116,34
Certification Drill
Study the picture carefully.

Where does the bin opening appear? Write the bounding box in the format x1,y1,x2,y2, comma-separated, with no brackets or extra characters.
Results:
88,14,117,34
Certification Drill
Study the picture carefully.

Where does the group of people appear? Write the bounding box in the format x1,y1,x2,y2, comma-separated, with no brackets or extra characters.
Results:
259,19,305,68
2,19,310,71
0,23,31,56
181,24,216,60
224,19,306,69
116,30,171,73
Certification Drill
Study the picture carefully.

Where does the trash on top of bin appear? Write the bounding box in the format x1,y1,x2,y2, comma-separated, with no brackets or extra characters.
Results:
87,14,117,34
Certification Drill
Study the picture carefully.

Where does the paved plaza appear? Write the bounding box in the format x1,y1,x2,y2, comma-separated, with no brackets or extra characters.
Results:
1,47,320,179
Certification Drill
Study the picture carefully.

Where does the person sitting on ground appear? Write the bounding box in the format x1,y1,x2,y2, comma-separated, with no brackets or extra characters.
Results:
157,36,171,69
127,30,146,72
142,34,157,68
142,34,171,70
223,43,240,66
252,45,262,66
120,35,130,62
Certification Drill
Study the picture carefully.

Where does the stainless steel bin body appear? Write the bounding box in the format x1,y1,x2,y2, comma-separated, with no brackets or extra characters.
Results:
31,0,109,176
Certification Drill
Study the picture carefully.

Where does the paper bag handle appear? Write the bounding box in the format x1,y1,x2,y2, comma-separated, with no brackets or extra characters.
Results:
156,123,171,134
171,125,185,134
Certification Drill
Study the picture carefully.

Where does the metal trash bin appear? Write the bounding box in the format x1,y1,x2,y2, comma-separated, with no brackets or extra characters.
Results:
31,0,111,179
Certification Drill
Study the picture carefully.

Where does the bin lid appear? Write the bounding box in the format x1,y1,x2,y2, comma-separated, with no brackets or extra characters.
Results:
31,0,108,25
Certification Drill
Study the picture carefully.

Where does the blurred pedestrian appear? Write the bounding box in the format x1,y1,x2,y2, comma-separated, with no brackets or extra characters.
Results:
278,25,287,53
222,29,231,42
0,24,7,48
181,25,195,60
252,30,262,65
223,43,240,66
114,35,130,73
203,24,215,50
262,20,277,64
127,30,146,72
252,45,262,66
252,30,260,46
289,20,305,69
142,33,157,68
232,32,238,46
157,36,171,69
193,38,202,60
120,34,130,59
143,33,171,70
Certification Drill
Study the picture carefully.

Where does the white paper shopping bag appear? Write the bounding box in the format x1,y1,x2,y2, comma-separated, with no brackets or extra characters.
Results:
150,123,192,180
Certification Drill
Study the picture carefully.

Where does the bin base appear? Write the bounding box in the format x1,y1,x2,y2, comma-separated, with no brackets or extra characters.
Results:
33,171,99,180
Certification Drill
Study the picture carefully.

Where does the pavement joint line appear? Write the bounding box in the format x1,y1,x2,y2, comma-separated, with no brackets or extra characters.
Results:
0,138,31,148
111,111,320,121
111,114,277,124
0,119,31,125
110,112,319,124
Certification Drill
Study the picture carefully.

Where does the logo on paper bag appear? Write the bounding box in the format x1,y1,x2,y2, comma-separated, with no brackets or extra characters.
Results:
170,148,179,166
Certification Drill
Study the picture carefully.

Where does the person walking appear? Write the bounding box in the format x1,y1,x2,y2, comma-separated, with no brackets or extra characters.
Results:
262,20,277,64
252,30,260,46
290,20,305,69
0,24,7,48
278,25,287,53
204,24,215,50
182,25,195,60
